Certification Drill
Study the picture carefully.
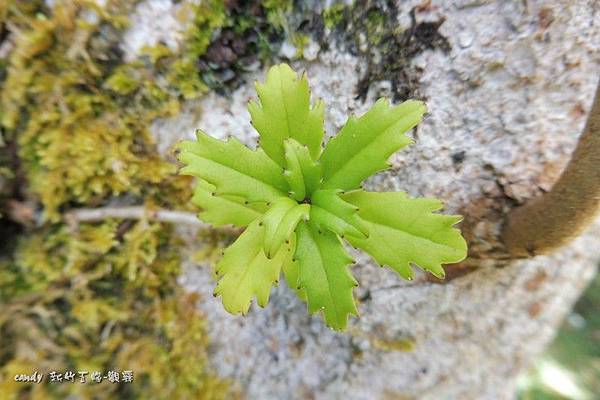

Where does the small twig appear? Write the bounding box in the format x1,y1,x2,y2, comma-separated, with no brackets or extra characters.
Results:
64,206,241,235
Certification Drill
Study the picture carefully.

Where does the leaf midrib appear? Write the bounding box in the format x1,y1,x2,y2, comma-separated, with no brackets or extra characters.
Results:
361,218,462,254
279,75,294,146
230,248,263,311
199,156,287,196
306,227,345,326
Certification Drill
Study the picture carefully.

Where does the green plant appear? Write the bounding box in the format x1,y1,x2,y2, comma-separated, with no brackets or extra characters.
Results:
177,64,467,330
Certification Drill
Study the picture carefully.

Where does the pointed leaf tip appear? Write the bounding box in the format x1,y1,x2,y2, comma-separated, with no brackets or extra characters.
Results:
321,99,427,190
249,64,325,166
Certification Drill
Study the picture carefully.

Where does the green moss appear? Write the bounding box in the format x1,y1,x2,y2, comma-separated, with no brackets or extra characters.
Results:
0,1,233,398
318,0,450,101
167,57,209,100
372,337,416,352
323,3,347,28
0,222,233,399
189,0,296,92
262,0,293,29
363,7,388,45
291,33,310,58
187,0,227,60
104,65,140,95
1,1,187,220
158,0,226,99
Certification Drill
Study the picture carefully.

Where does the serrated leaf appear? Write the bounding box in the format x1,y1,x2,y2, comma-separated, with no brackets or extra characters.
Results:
295,221,358,330
310,189,367,238
283,138,321,201
178,130,288,203
261,197,310,258
214,220,292,315
248,64,325,166
320,99,426,190
178,63,468,331
191,180,267,227
342,190,467,280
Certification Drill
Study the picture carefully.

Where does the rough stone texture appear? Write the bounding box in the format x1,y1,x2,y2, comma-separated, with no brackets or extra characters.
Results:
121,0,194,62
135,0,600,398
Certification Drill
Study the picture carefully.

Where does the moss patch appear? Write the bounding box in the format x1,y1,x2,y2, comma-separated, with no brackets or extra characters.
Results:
0,222,231,399
241,0,451,101
0,1,197,220
0,1,234,398
194,0,291,93
322,1,450,101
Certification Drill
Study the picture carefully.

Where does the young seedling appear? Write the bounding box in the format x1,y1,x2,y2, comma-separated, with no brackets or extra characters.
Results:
177,64,467,330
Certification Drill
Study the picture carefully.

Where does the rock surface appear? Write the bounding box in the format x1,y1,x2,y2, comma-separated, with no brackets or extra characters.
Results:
136,0,600,398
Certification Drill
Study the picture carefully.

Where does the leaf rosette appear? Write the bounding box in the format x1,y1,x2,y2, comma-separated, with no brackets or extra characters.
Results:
177,64,467,330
